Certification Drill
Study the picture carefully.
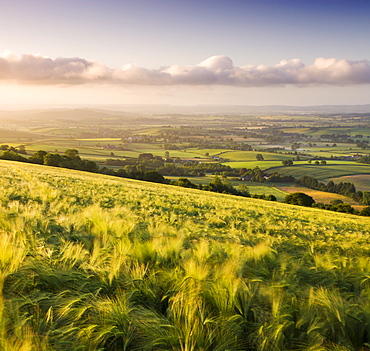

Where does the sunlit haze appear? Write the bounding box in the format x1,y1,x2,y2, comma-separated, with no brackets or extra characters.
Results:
1,0,369,107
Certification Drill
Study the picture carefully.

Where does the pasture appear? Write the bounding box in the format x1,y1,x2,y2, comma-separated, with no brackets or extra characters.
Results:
218,151,298,161
268,163,370,179
223,160,306,170
326,174,370,192
243,184,288,201
307,127,370,137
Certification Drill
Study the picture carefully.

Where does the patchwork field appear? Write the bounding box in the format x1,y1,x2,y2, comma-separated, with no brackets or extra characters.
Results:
222,160,295,170
243,184,288,201
0,160,370,349
307,127,370,137
268,163,370,179
218,151,298,161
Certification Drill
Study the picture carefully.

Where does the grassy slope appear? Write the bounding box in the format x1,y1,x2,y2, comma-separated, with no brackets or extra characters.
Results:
1,160,370,350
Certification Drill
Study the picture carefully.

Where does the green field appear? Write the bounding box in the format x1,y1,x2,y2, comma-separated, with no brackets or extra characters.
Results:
267,163,370,179
306,146,366,158
326,174,370,192
307,127,370,137
22,141,208,160
166,175,289,201
184,148,230,156
1,160,370,349
30,127,93,136
0,128,44,142
243,184,288,201
223,158,361,171
218,151,298,162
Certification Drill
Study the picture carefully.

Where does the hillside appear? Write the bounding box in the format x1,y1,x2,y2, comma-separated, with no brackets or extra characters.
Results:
1,160,370,350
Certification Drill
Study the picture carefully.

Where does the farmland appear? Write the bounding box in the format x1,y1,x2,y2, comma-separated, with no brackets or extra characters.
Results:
326,174,370,192
267,163,370,179
276,184,364,209
1,107,370,210
1,159,370,349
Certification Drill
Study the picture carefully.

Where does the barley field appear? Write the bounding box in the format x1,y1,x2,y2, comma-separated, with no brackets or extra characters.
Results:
0,160,370,350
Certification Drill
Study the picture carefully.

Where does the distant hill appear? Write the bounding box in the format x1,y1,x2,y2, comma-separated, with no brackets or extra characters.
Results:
1,104,370,117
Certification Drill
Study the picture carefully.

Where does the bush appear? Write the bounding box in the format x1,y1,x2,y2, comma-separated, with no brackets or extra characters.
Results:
284,192,315,207
360,206,370,216
0,150,28,162
174,178,198,189
143,171,167,183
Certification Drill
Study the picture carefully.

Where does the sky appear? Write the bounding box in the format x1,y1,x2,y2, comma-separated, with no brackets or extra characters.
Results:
0,0,370,107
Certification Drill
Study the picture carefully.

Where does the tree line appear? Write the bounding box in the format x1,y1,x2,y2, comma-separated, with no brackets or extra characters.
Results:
1,146,368,215
284,192,370,216
298,175,370,205
0,147,278,202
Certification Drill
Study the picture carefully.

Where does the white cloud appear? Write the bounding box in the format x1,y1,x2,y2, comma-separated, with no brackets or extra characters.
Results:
1,51,370,86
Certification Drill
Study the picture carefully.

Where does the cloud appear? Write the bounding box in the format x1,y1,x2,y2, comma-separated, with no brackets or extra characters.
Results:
1,51,370,86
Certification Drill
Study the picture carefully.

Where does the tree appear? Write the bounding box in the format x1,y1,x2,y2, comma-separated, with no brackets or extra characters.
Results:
0,150,28,162
29,150,47,164
81,160,98,172
65,149,80,160
251,167,265,182
256,154,264,161
17,145,27,154
143,171,166,183
360,207,370,216
267,173,295,183
356,155,370,164
284,192,315,207
43,153,63,167
298,176,319,189
116,168,128,177
174,178,197,188
138,153,154,160
291,142,300,150
238,184,250,196
207,176,235,194
266,194,277,201
282,160,293,166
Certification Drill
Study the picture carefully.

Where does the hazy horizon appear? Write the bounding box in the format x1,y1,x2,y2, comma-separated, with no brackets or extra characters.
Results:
1,103,370,116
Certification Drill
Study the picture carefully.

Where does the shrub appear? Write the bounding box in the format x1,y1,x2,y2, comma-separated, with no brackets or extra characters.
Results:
284,192,315,207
